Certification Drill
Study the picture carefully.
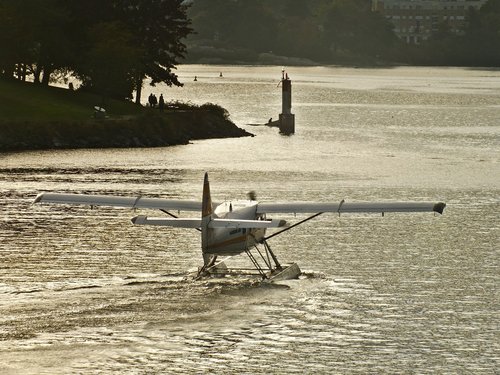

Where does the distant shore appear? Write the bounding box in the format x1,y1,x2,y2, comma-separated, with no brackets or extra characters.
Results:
183,45,395,67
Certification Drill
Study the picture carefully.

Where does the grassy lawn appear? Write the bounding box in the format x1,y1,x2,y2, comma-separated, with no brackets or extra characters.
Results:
0,78,144,122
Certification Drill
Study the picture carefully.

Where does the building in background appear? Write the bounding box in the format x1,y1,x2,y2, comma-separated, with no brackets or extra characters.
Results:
372,0,488,44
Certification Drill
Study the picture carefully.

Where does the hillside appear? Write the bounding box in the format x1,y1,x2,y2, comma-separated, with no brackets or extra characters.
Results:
0,79,251,151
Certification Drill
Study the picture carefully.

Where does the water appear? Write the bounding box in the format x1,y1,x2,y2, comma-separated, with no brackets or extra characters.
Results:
1,65,499,374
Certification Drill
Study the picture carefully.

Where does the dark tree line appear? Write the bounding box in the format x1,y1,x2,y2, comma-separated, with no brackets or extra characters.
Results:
185,0,405,64
1,0,498,100
187,0,500,67
409,0,500,66
0,0,192,102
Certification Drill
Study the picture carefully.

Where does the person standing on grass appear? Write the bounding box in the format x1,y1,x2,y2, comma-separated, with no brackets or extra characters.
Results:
159,94,165,112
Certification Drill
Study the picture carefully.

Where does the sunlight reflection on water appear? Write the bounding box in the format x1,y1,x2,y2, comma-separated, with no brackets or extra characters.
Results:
0,65,499,374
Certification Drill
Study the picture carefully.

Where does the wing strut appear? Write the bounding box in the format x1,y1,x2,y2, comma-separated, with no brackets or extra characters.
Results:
160,209,202,232
262,212,324,242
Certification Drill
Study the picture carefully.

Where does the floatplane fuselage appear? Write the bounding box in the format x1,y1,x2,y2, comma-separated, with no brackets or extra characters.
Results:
34,173,446,281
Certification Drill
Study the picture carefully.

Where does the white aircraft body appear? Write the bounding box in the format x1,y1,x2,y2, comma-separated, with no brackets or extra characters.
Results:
34,173,446,280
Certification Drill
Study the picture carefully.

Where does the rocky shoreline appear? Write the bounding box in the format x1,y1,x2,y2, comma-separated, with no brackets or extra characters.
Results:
0,109,253,152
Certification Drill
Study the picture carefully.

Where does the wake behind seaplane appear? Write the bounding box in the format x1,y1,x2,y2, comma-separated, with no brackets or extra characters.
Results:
34,173,446,281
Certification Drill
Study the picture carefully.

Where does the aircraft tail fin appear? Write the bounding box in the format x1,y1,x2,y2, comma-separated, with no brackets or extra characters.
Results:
201,173,214,261
202,172,213,218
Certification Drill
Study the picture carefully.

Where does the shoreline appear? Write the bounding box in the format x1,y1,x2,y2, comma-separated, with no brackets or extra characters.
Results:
0,110,253,152
0,78,252,153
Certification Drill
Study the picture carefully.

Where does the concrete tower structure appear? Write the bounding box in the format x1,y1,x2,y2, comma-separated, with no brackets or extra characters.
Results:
279,70,295,134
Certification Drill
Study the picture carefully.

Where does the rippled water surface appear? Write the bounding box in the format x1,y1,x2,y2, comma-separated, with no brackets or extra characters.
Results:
1,66,499,374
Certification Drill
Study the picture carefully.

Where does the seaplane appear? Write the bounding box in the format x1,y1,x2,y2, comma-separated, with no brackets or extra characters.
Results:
34,173,446,282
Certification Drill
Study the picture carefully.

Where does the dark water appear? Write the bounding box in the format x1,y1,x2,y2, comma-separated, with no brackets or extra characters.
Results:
1,66,498,374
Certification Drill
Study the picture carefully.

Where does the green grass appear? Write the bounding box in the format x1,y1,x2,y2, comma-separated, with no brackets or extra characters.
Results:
0,78,143,121
0,78,251,151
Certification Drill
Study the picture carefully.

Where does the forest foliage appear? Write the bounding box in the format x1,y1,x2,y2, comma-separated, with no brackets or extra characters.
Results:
186,0,500,67
0,0,192,102
1,0,498,104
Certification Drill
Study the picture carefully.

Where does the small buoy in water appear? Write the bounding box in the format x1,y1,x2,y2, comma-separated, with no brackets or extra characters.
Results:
219,72,223,77
194,76,197,81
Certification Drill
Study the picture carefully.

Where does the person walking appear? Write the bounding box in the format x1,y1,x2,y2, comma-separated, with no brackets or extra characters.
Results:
158,94,165,112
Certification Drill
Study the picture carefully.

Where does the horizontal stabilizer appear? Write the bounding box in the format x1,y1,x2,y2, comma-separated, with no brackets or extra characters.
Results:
34,192,202,211
131,216,202,228
209,218,286,229
130,216,286,229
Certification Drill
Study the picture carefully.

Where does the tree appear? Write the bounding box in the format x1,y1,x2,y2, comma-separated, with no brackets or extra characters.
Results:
0,0,74,84
464,0,500,66
410,0,500,66
116,0,192,104
188,0,276,53
79,22,143,101
1,0,192,102
0,1,20,77
323,0,397,63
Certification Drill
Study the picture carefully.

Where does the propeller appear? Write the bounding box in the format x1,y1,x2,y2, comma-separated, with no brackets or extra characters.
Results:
247,190,257,201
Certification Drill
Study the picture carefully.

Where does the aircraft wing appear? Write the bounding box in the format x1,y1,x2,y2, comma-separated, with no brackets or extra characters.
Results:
257,201,446,215
34,192,202,211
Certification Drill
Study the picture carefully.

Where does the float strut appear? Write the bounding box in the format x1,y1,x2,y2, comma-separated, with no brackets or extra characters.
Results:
263,240,282,271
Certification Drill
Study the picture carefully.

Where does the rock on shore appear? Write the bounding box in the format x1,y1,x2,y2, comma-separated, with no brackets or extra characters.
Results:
0,109,253,152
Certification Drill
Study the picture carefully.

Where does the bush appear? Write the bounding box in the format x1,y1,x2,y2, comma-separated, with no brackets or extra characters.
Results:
199,103,230,120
